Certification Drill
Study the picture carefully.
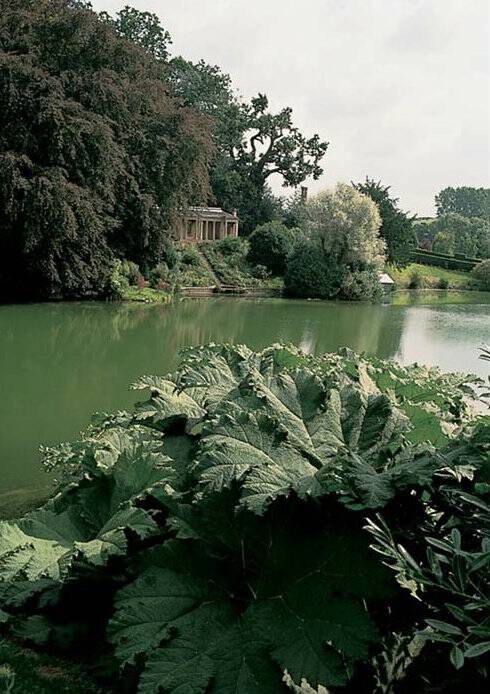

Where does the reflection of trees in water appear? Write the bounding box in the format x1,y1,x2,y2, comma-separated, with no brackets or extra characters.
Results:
1,300,408,393
153,298,406,362
419,305,490,346
0,298,407,492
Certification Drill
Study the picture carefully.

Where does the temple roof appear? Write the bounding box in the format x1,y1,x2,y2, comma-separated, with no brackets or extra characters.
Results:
183,206,237,221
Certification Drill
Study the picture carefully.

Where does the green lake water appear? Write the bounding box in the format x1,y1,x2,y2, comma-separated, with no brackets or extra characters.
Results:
1,293,489,507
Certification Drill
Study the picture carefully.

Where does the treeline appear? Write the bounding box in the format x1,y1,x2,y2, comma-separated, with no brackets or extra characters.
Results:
1,1,488,301
0,0,328,300
200,180,414,302
0,0,218,300
414,186,490,259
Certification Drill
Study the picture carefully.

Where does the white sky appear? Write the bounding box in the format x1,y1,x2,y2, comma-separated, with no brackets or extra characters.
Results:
93,0,490,216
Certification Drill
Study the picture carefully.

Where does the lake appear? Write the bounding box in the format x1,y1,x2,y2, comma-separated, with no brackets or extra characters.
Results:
1,293,489,508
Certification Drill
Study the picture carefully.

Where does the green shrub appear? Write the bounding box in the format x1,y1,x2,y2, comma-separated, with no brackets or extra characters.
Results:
472,259,490,290
368,422,490,676
340,268,382,301
284,238,345,299
180,246,201,266
149,262,170,288
105,259,129,299
202,243,258,287
248,221,295,274
120,260,141,285
0,344,484,693
252,264,271,280
438,277,450,289
162,240,179,270
409,270,425,289
214,237,248,257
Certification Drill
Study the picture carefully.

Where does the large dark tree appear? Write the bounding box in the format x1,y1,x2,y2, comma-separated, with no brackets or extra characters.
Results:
0,0,212,300
216,93,327,233
113,12,329,233
169,59,328,233
435,186,490,219
168,57,235,119
354,178,415,266
99,4,172,62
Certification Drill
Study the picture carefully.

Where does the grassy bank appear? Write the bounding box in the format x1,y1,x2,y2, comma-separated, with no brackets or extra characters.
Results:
121,286,173,303
388,262,482,290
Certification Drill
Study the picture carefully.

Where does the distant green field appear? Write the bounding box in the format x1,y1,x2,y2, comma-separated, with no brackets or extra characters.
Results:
387,262,482,290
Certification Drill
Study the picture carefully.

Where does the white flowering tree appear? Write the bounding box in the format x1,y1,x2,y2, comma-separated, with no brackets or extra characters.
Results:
303,183,386,268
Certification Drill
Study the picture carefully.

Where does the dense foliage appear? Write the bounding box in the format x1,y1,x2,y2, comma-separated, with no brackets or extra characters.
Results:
0,0,213,300
431,214,490,259
284,237,346,299
92,5,328,235
202,238,282,288
435,187,490,219
340,268,383,302
0,343,487,693
284,184,386,301
472,259,490,290
247,222,295,274
368,426,490,673
99,4,172,62
354,178,415,266
301,184,386,269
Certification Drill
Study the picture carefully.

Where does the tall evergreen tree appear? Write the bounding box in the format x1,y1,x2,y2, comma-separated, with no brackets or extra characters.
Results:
354,178,415,266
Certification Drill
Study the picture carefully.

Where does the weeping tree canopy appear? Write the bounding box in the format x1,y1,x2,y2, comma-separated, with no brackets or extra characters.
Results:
0,0,213,299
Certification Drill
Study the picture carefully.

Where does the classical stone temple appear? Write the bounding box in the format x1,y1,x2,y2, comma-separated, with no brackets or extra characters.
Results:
174,206,239,243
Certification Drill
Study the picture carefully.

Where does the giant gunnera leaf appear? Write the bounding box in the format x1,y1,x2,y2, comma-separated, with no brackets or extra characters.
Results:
195,366,415,513
109,504,393,693
0,427,177,591
0,344,483,693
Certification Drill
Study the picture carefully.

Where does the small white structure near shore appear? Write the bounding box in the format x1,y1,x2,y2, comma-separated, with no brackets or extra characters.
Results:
379,272,395,291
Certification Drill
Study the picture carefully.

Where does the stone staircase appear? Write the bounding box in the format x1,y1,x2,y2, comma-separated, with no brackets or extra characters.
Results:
197,248,222,290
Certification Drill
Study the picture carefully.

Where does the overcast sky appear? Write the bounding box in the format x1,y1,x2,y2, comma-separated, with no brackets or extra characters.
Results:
93,0,489,216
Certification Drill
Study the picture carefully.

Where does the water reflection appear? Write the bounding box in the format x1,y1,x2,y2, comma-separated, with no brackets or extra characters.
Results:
396,304,490,374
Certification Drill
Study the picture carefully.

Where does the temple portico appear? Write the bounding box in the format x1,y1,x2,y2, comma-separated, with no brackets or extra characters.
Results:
174,206,239,243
